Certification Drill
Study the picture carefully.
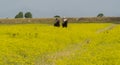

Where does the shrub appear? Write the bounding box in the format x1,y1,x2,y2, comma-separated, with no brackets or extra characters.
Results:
54,15,60,18
15,12,24,18
25,12,32,18
97,13,104,17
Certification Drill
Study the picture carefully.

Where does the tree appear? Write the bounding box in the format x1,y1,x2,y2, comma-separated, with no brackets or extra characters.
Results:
24,12,32,18
97,13,104,17
54,15,60,18
15,12,24,18
15,14,19,18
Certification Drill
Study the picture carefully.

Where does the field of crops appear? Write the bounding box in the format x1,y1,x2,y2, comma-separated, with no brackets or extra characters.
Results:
0,23,120,65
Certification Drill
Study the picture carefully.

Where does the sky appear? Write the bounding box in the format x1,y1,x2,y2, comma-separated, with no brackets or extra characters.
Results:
0,0,120,18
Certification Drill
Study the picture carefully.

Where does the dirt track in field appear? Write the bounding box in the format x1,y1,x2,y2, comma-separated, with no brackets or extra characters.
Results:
35,24,117,65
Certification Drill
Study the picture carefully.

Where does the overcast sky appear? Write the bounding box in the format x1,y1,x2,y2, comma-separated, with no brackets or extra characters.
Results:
0,0,120,18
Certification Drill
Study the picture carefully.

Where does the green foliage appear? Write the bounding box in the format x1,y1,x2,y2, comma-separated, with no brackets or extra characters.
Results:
54,15,60,18
15,12,24,18
25,12,32,18
97,13,104,17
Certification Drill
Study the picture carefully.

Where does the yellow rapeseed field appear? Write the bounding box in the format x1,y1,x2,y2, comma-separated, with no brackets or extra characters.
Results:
0,23,120,65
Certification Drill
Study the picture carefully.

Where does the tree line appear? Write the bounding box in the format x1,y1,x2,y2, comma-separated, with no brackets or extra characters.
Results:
15,12,104,19
15,12,32,18
54,13,104,18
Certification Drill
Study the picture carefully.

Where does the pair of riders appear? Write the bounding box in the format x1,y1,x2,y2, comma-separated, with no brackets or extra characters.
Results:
54,17,68,27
